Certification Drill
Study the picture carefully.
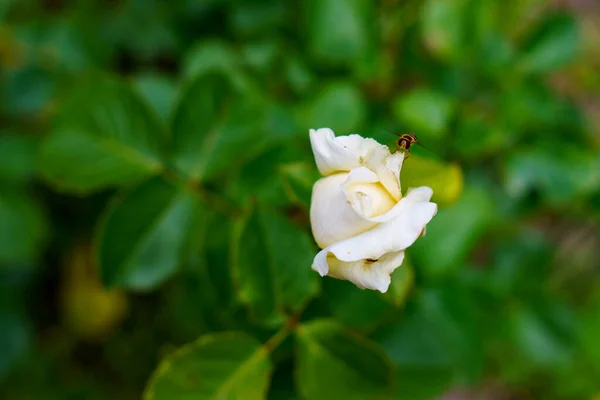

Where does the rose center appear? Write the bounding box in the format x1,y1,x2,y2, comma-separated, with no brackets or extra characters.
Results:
346,182,396,219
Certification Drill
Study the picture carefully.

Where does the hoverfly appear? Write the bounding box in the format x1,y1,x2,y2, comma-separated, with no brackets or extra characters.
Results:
394,132,418,159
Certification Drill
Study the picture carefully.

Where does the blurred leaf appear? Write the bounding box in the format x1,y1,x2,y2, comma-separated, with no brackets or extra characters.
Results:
145,332,272,400
232,206,318,326
519,13,578,74
97,177,200,290
0,190,46,265
375,310,454,368
171,72,287,182
421,0,467,61
411,186,495,277
230,1,286,37
1,66,55,116
395,366,453,400
393,87,455,143
304,81,366,133
323,279,393,329
305,0,372,65
0,0,14,21
241,39,279,72
500,84,576,131
183,40,244,84
106,0,177,60
509,307,571,367
384,262,414,308
0,134,36,184
504,145,600,205
488,229,551,298
455,113,513,159
230,148,289,207
285,56,314,94
166,210,236,338
402,155,463,207
279,162,320,208
375,286,486,390
296,320,395,400
131,73,177,123
39,74,165,194
0,307,30,378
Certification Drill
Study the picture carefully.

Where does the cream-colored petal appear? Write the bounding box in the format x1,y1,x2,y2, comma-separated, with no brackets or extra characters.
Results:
364,147,404,201
310,173,378,248
341,167,396,219
309,128,385,176
326,251,406,293
312,186,436,276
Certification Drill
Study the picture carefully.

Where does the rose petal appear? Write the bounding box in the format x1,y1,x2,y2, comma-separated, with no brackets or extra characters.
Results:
364,147,404,201
310,173,378,248
341,167,396,219
309,128,384,176
312,186,436,274
325,251,406,293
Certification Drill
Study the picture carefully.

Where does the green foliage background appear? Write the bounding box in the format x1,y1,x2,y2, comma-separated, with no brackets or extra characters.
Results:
1,0,600,399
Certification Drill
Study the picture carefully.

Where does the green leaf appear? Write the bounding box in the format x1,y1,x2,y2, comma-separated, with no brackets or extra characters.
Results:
182,40,248,89
305,0,372,64
145,332,272,400
97,177,200,290
232,207,318,326
384,262,414,308
230,1,286,37
131,73,177,123
304,82,366,133
410,186,495,278
323,279,393,329
1,65,56,117
285,56,314,94
519,13,579,74
38,73,165,194
0,134,37,184
509,307,571,367
296,320,395,400
401,155,464,207
0,308,30,378
171,73,285,182
504,145,600,205
393,87,455,143
395,366,453,400
279,162,320,209
0,190,47,265
454,114,513,159
421,0,467,61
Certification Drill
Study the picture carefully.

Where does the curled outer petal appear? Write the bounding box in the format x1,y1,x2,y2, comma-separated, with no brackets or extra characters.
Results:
312,187,437,292
309,128,384,176
310,173,378,249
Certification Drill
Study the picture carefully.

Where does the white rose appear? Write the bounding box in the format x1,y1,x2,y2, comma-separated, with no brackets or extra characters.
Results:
309,128,438,293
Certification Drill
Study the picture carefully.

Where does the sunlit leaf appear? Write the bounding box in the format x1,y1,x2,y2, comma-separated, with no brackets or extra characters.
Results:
296,320,395,400
145,332,272,400
402,154,463,207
